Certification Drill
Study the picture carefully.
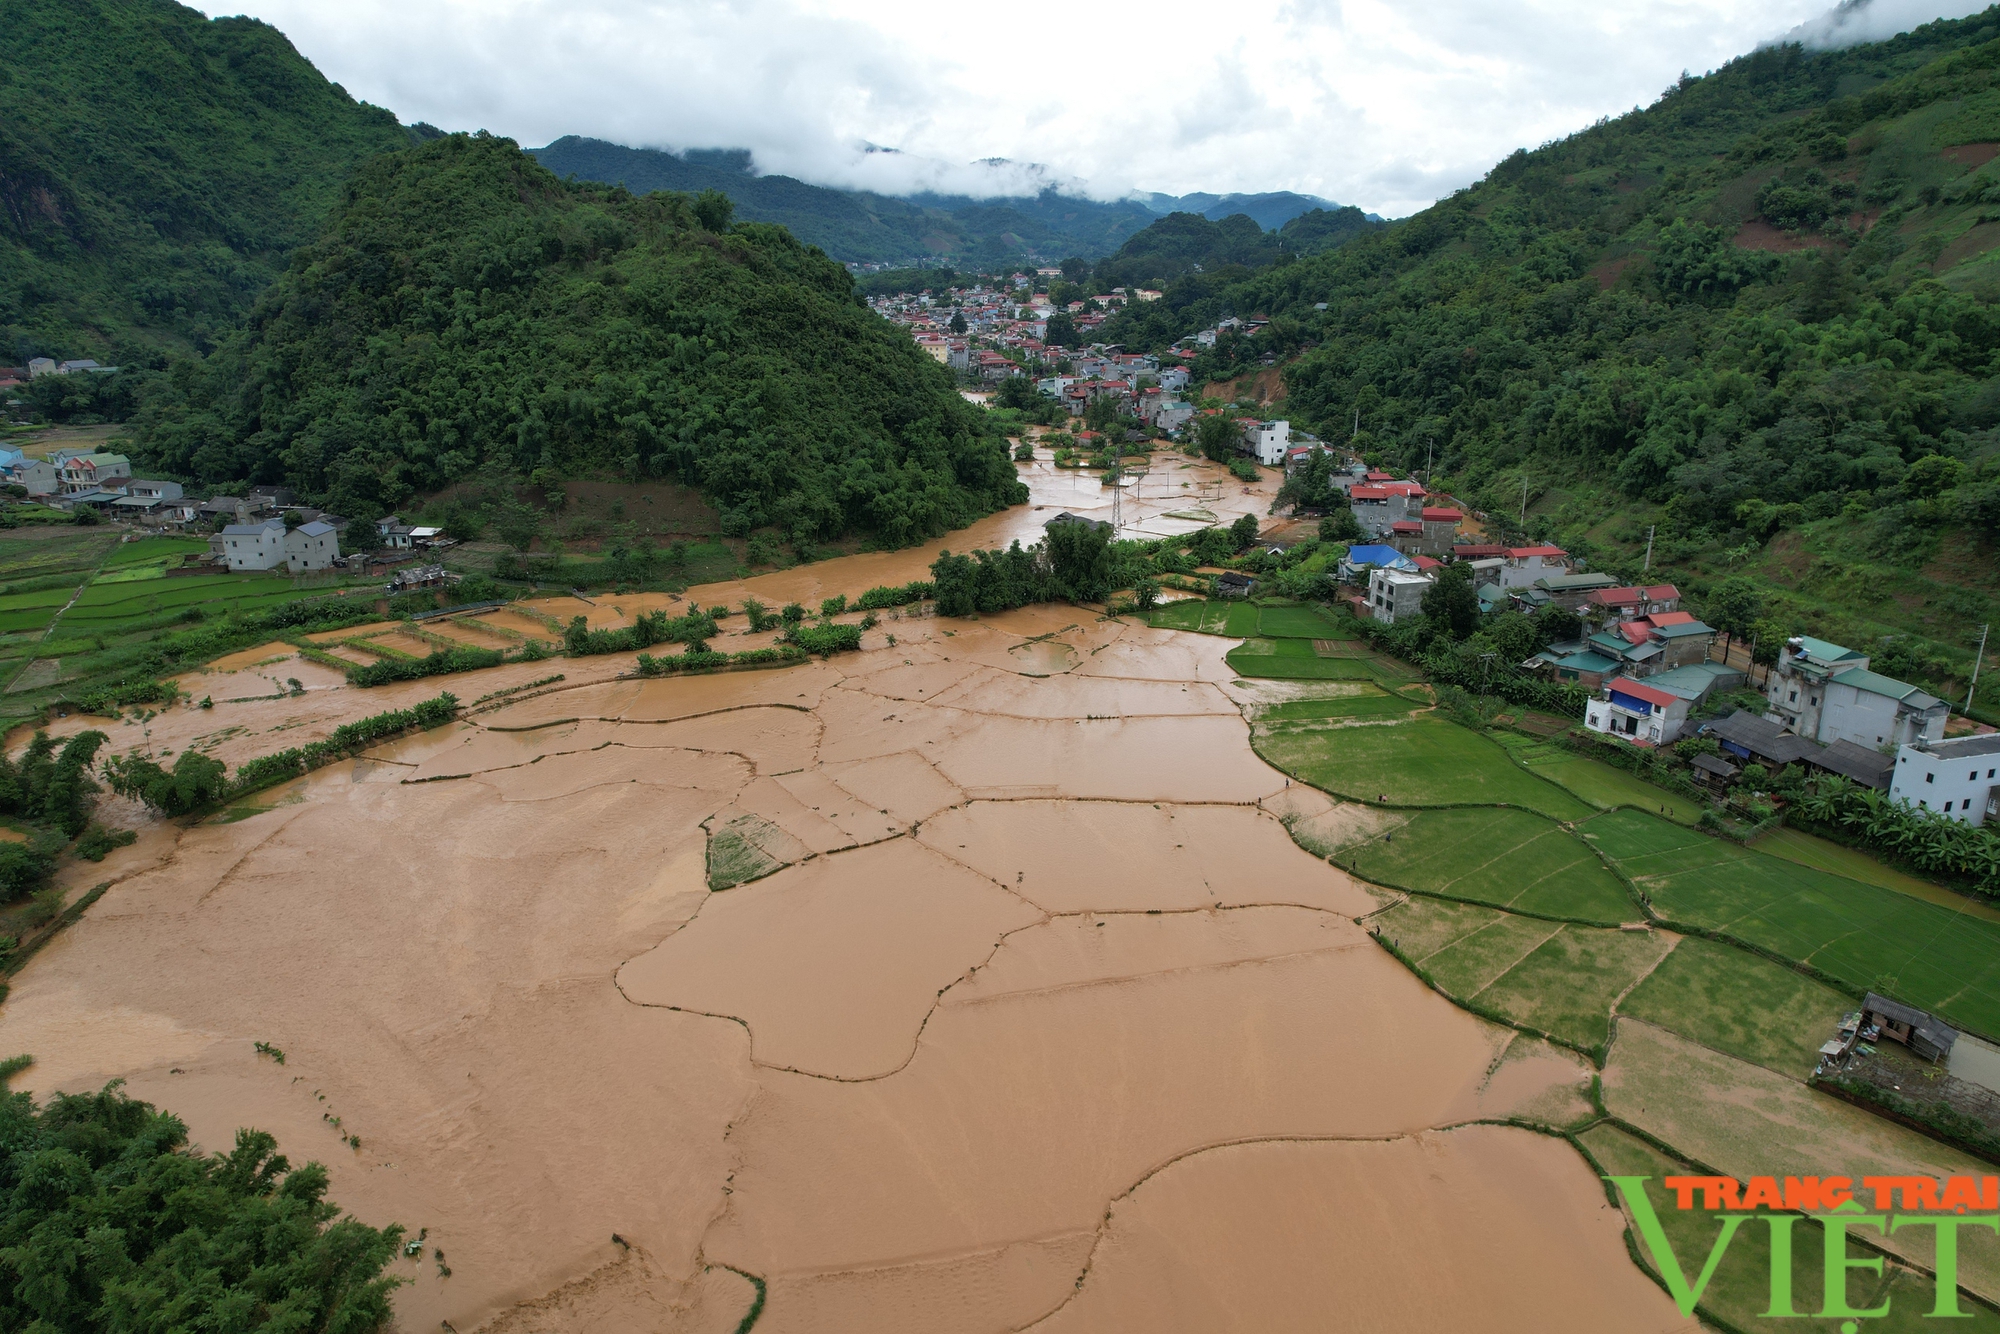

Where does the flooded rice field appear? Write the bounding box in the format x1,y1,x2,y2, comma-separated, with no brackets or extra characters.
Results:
2,489,1696,1331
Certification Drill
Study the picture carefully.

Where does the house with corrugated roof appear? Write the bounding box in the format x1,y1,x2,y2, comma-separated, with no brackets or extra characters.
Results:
1585,675,1690,745
1764,635,1946,750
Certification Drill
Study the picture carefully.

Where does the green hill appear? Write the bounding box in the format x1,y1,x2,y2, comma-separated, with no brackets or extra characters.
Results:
0,0,415,360
1101,10,2000,713
128,134,1023,544
531,136,1162,268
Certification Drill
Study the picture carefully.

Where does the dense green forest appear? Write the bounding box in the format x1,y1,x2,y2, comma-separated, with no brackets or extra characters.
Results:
0,1072,405,1333
127,134,1024,544
1089,208,1382,291
1100,10,2000,708
0,0,415,360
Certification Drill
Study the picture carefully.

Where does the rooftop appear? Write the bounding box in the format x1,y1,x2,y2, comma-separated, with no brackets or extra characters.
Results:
1539,572,1621,591
1791,635,1866,665
1607,677,1680,709
1831,667,1939,707
1920,733,2000,760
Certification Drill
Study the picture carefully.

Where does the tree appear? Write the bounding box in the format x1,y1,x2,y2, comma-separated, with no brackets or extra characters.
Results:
692,187,734,232
1193,412,1240,463
1230,513,1261,551
0,1081,405,1334
1534,602,1582,644
1045,520,1114,602
948,311,968,334
1702,575,1763,656
103,748,229,816
1276,449,1339,513
1059,256,1090,281
1044,312,1079,348
1421,563,1480,640
1319,508,1363,543
994,373,1038,411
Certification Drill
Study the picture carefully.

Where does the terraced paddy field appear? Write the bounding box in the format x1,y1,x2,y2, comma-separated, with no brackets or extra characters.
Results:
1257,715,1594,820
1493,733,1702,824
9,564,1997,1332
1585,807,2000,1038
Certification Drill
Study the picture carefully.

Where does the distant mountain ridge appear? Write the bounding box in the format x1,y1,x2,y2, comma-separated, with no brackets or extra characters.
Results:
528,136,1363,268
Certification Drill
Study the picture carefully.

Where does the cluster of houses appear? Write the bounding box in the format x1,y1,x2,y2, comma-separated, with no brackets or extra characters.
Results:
0,443,194,520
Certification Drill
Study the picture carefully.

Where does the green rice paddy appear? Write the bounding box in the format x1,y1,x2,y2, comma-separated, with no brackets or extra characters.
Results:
1494,734,1702,824
1345,806,1636,922
1585,807,2000,1038
1372,896,1668,1048
1256,716,1593,821
1618,936,1850,1075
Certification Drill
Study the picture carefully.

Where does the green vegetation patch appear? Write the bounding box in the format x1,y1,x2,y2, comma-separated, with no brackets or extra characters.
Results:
1255,604,1353,639
1256,686,1423,723
1619,935,1851,1075
1410,909,1564,998
1258,716,1593,821
1498,735,1702,824
1146,599,1212,632
1346,806,1636,922
1222,601,1261,637
1471,924,1672,1049
1587,808,2000,1037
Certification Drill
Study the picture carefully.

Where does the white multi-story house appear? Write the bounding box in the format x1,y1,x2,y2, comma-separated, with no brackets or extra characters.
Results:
220,517,287,571
1367,566,1432,625
1242,419,1290,467
1585,676,1691,746
1888,734,2000,825
1765,636,1947,750
285,520,338,573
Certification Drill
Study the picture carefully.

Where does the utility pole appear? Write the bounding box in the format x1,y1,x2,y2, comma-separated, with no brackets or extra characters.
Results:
1968,623,1990,716
1425,437,1434,487
1481,651,1496,696
1520,475,1529,523
1643,524,1656,573
1108,460,1122,537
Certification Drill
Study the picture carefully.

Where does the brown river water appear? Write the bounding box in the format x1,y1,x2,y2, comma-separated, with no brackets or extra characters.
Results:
0,457,1695,1333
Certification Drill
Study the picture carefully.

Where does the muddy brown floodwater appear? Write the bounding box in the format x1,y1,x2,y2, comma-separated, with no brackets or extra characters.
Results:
1,503,1697,1331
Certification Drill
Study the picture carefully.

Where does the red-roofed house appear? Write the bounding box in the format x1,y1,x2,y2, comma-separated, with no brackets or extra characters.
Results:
1419,506,1462,555
1585,675,1691,745
1499,545,1569,590
1412,555,1443,571
1366,470,1395,482
1643,584,1681,612
1587,586,1647,618
1388,519,1425,554
1454,544,1506,559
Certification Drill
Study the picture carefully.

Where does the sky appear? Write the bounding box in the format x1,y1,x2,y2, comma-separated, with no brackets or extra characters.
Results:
202,0,1994,217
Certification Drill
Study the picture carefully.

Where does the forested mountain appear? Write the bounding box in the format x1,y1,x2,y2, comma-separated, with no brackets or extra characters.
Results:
1091,207,1385,290
1099,10,2000,702
129,134,1022,544
0,0,416,360
531,137,1161,267
1143,190,1366,231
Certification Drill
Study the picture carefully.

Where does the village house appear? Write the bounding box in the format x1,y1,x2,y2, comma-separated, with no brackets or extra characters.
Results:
59,452,131,494
285,519,339,573
1337,543,1417,584
220,516,287,571
1240,419,1291,466
1418,506,1462,555
1497,545,1570,588
1888,733,2000,825
15,459,60,497
1584,676,1689,746
1367,565,1432,625
1216,570,1255,598
1764,635,1948,750
1533,571,1623,611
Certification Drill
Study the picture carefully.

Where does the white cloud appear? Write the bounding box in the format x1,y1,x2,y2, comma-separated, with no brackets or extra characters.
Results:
201,0,1990,217
1781,0,1989,47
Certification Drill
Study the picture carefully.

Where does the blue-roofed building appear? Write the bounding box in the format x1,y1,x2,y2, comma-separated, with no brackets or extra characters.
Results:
1337,543,1416,583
